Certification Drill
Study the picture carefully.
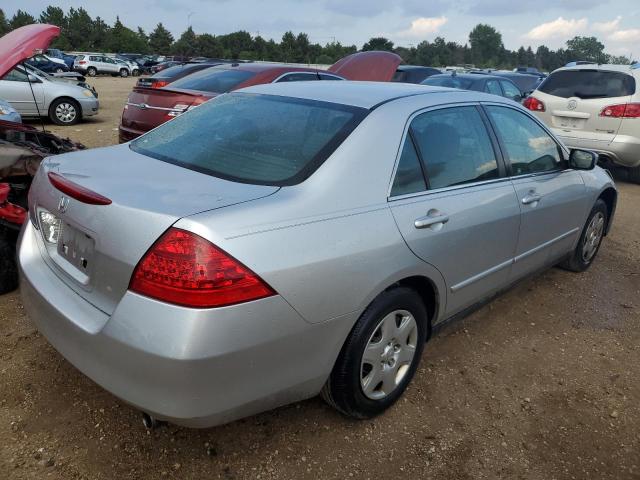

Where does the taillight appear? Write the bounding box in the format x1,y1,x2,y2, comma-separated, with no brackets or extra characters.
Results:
600,103,640,118
152,80,169,88
523,96,545,112
78,60,87,64
129,228,275,308
48,172,112,205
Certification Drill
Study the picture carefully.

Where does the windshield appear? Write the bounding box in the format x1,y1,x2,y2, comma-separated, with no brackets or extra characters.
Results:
422,76,474,89
168,67,256,93
130,93,368,185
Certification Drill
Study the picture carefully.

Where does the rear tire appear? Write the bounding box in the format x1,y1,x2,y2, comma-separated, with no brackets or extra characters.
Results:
628,165,640,184
0,227,18,295
322,287,427,419
119,68,129,77
86,67,97,77
561,199,608,272
55,67,64,73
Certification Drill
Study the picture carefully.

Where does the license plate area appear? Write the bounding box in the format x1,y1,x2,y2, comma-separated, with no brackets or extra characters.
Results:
552,116,586,130
57,222,95,279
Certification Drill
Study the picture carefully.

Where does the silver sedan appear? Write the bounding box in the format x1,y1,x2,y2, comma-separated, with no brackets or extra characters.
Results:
19,81,616,428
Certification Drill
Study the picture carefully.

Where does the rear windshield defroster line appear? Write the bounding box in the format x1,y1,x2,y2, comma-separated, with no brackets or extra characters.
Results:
130,93,369,186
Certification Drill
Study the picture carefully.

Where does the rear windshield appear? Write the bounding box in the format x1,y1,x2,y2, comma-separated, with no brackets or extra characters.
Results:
422,76,474,89
130,93,367,186
539,70,636,99
167,67,255,93
153,63,208,79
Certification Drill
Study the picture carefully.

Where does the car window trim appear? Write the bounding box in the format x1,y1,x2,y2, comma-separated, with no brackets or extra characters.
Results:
479,101,570,178
387,101,509,201
273,71,319,83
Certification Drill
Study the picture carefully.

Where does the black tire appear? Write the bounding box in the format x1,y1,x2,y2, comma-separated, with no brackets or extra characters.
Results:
0,227,18,295
322,287,428,419
561,199,608,272
132,69,140,77
119,68,129,77
628,165,640,184
49,98,81,126
55,67,64,73
86,67,97,77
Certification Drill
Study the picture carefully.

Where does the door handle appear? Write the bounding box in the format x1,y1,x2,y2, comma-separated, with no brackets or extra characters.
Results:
521,193,542,205
414,212,449,229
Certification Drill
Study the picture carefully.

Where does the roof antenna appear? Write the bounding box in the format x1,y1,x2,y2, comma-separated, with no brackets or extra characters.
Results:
23,61,47,134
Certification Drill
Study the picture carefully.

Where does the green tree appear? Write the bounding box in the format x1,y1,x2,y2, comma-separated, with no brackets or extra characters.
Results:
196,33,224,58
9,9,36,29
66,7,93,50
108,17,147,53
362,37,394,52
148,23,174,55
219,31,253,59
469,24,503,67
609,55,631,65
0,9,9,36
40,6,70,49
172,26,198,57
88,16,110,51
566,36,607,63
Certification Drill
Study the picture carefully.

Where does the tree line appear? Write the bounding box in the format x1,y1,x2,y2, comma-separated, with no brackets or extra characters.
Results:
0,7,633,70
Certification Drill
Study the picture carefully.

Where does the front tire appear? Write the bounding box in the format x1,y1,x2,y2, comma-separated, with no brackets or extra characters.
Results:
322,287,427,419
119,68,129,77
55,67,64,73
49,98,80,126
0,227,18,294
561,199,608,272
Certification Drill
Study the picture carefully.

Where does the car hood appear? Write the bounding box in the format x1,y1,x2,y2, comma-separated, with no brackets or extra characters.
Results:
328,51,402,82
0,24,60,78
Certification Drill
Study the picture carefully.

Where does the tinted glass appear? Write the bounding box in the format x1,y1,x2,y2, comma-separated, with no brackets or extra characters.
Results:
3,68,28,82
485,80,502,95
131,94,366,185
410,106,499,189
391,137,426,196
153,63,209,79
392,70,408,82
500,80,522,99
319,74,343,81
168,68,256,93
276,72,318,82
486,106,563,175
422,76,474,89
539,70,635,99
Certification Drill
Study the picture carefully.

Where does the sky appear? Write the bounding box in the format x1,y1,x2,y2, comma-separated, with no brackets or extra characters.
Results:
9,0,640,56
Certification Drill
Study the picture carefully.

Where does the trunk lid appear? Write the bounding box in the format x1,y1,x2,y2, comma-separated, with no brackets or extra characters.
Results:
328,51,402,82
31,144,278,314
121,87,212,135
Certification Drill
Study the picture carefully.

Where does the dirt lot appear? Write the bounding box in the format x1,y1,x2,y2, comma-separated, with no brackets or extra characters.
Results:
2,77,640,479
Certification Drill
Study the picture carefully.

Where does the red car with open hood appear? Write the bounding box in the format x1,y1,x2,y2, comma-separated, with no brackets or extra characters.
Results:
118,51,402,143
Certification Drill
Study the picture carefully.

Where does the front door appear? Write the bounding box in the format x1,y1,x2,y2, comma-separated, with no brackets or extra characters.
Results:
389,105,521,317
483,104,588,280
0,68,45,116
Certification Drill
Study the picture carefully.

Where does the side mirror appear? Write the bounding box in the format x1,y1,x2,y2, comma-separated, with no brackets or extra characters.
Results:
512,94,522,103
27,74,41,83
569,149,597,170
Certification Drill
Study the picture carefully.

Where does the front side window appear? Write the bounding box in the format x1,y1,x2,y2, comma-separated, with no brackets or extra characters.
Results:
131,93,367,185
422,76,474,90
485,80,502,96
486,106,564,175
390,137,426,196
410,106,499,190
3,68,29,82
500,80,522,100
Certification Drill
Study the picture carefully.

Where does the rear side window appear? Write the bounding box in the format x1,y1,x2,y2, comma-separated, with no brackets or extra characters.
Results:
500,80,522,100
319,73,343,81
485,80,502,96
486,106,564,175
169,68,256,93
391,137,426,196
131,93,367,186
539,70,635,99
410,106,499,189
275,72,318,82
422,76,474,90
154,64,207,79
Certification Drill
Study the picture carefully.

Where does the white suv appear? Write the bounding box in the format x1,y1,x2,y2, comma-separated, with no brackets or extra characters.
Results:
74,55,133,77
525,64,640,182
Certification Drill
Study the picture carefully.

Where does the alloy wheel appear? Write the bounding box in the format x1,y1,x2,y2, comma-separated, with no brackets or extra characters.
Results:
582,211,605,262
360,309,418,400
55,102,77,124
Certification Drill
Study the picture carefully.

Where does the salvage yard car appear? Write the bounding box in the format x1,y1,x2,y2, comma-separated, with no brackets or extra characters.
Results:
73,54,134,77
422,72,524,102
524,64,640,183
118,51,402,142
20,81,616,428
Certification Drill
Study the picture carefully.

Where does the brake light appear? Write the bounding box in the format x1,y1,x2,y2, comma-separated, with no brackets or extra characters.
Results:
523,96,545,112
48,172,112,205
152,80,169,88
129,228,275,308
78,60,87,65
600,103,640,118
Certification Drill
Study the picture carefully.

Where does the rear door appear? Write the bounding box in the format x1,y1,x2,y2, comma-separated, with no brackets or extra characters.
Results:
389,104,521,317
483,104,588,280
533,69,634,145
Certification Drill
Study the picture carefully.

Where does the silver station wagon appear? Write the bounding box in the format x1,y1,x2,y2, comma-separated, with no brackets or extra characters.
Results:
19,82,617,428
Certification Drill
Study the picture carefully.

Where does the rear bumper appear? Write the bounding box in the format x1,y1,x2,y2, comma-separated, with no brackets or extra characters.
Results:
555,132,640,168
18,222,350,427
118,125,144,143
77,97,99,117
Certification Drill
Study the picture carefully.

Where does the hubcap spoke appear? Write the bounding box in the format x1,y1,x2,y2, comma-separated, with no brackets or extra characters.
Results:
582,212,605,262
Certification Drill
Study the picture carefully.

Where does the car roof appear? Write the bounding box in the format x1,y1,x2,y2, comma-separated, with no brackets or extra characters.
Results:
212,63,318,73
397,65,439,71
237,80,494,109
429,73,506,81
555,64,638,75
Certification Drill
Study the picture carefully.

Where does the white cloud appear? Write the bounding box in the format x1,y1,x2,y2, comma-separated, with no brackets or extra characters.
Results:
525,17,588,40
608,29,640,43
397,16,448,39
593,16,621,33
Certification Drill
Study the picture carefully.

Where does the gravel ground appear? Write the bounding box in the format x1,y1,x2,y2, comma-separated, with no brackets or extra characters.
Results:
3,77,640,479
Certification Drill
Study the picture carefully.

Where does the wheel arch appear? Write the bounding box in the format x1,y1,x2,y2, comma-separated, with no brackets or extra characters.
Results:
598,187,617,235
48,96,82,119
